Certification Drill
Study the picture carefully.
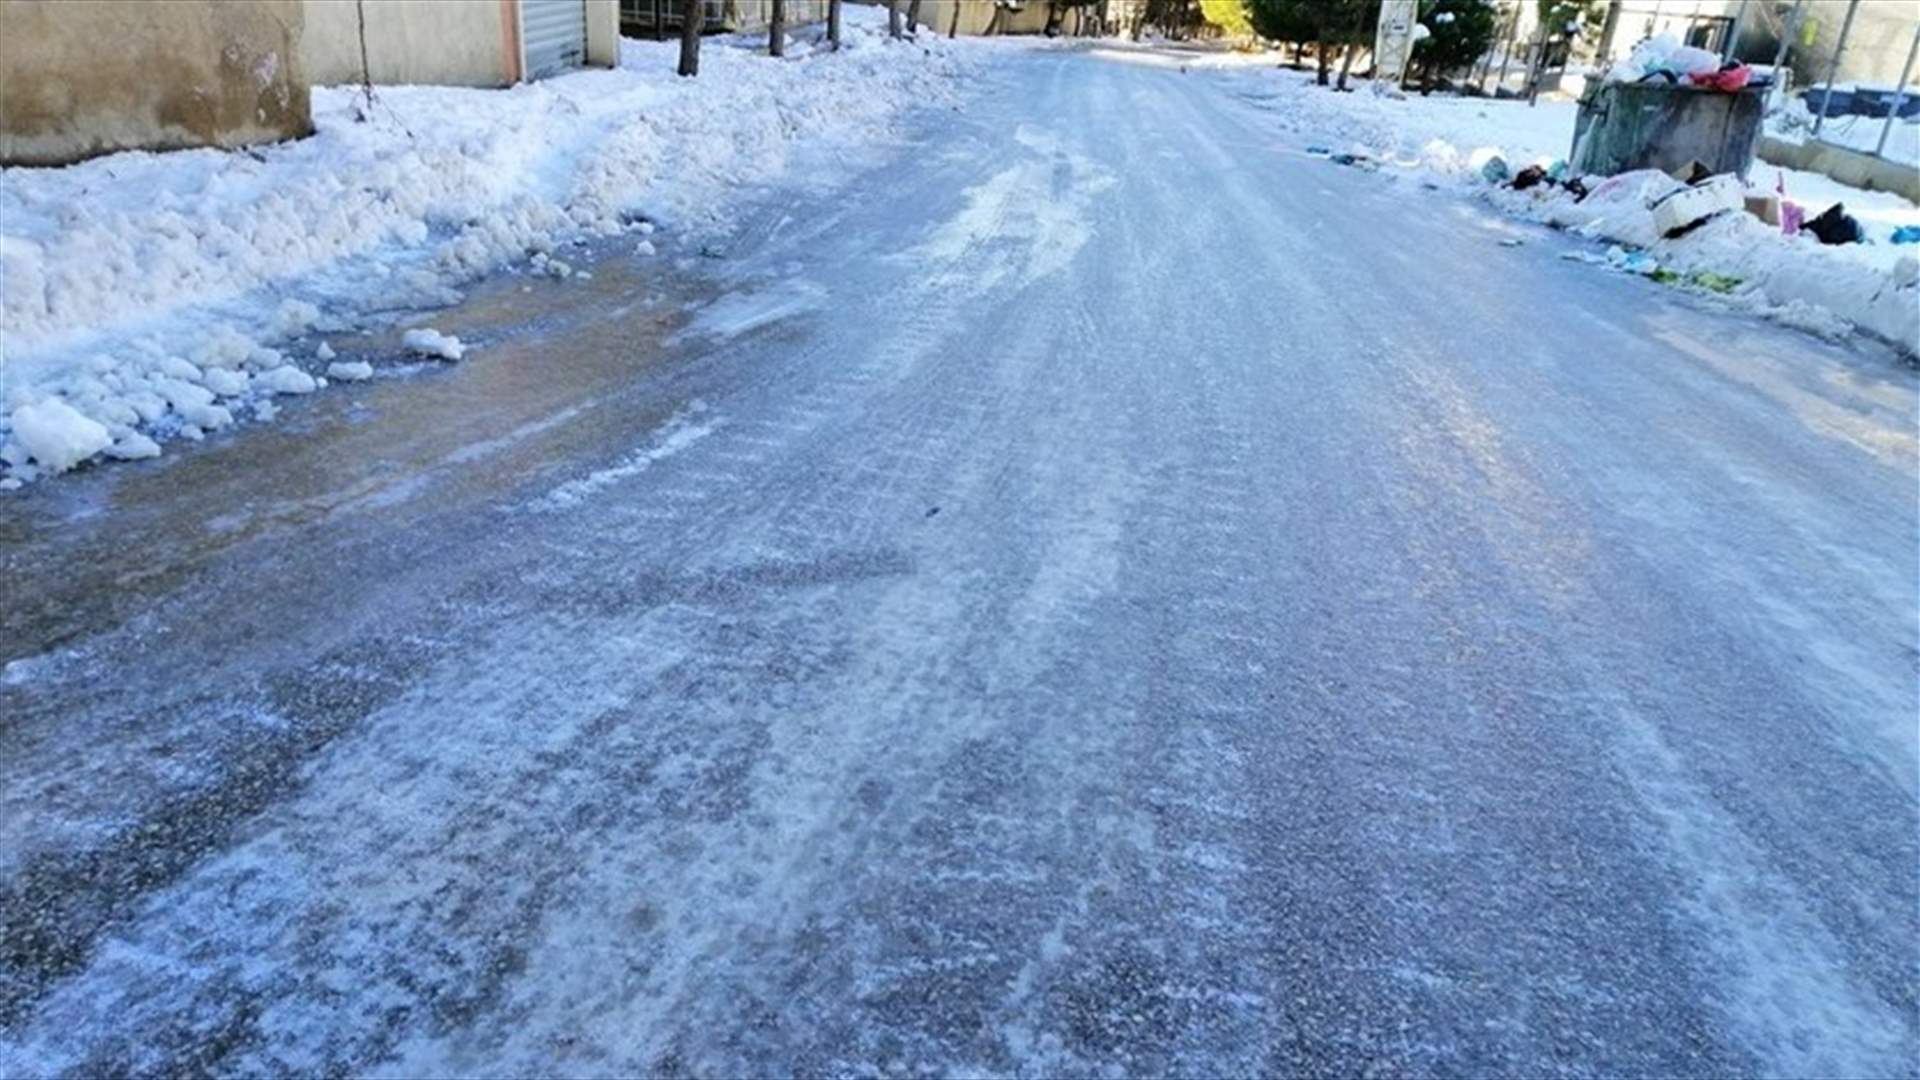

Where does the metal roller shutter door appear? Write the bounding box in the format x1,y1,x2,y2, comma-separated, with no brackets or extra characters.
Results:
523,0,588,80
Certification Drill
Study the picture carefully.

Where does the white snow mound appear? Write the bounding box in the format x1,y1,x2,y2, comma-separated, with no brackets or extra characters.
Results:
402,329,467,361
9,398,111,474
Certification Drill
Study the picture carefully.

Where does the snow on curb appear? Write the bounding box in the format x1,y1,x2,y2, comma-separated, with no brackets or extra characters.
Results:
0,10,970,484
1220,64,1920,357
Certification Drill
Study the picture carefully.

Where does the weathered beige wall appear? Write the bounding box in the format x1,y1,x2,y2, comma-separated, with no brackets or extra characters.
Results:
0,0,311,166
303,0,618,87
302,0,515,87
586,0,620,65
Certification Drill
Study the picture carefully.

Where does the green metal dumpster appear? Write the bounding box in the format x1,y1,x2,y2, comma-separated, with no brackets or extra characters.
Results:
1570,82,1767,179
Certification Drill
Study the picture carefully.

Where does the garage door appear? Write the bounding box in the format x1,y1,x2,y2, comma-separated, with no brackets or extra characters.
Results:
522,0,588,80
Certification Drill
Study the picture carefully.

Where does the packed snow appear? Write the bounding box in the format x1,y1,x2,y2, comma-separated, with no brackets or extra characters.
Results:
401,328,467,362
1198,58,1920,354
0,9,967,483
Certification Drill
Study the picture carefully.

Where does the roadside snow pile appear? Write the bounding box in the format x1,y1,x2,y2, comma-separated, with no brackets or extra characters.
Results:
0,8,967,484
1219,64,1920,354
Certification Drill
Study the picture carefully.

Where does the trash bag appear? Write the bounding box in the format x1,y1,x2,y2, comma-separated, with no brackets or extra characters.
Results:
1511,165,1548,190
1805,203,1864,245
1889,224,1920,245
1689,64,1752,92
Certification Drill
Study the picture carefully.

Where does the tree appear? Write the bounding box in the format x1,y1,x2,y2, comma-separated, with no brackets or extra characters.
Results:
1046,0,1101,37
829,0,843,49
907,0,923,35
1525,0,1603,103
678,0,702,76
1142,0,1202,40
1409,0,1498,93
888,0,902,39
1248,0,1376,86
1199,0,1254,41
769,0,785,56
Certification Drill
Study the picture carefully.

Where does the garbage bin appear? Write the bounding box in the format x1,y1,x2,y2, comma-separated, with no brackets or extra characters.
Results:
1570,81,1766,180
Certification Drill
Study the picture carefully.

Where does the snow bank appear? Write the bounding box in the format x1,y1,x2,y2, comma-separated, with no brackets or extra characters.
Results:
1216,63,1920,355
0,8,968,483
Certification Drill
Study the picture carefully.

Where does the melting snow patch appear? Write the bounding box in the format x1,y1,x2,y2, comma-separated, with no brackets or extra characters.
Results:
532,405,716,511
401,329,467,362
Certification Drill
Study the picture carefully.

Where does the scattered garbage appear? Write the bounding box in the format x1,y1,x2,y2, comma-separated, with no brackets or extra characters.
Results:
1689,64,1752,93
1330,152,1378,171
1305,144,1333,156
1780,199,1805,237
1804,203,1864,246
1498,237,1525,247
1476,152,1511,184
1609,35,1723,85
1743,193,1781,226
1890,224,1920,246
1609,246,1662,275
1511,164,1548,191
1650,175,1744,238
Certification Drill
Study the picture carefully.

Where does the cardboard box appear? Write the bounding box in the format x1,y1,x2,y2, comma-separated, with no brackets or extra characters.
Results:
1744,193,1781,226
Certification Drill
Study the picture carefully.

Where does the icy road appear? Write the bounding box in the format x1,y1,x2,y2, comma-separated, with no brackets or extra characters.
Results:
3,48,1917,1078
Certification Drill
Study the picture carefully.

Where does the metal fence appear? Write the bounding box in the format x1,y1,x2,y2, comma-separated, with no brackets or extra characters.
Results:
1785,0,1920,164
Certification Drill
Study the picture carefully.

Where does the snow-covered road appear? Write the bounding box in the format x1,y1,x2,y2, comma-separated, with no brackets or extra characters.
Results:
3,47,1916,1077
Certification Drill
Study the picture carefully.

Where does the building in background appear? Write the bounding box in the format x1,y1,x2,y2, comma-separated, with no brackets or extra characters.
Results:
619,0,827,38
304,0,619,87
1,0,622,166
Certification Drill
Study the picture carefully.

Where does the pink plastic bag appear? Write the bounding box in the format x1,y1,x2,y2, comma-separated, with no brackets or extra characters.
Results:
1781,200,1804,236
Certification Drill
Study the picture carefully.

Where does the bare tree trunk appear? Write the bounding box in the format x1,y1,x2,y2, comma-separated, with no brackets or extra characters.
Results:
769,0,785,56
1335,2,1369,91
678,0,702,75
1524,30,1544,105
1315,30,1330,85
888,0,902,38
906,0,922,35
1593,0,1623,71
828,0,843,49
1097,0,1110,36
986,2,1002,36
949,0,961,38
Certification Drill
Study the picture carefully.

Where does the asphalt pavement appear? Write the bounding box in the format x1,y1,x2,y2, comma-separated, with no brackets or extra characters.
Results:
2,47,1916,1077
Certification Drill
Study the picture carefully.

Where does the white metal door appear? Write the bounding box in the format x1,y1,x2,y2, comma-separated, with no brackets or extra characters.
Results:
522,0,588,80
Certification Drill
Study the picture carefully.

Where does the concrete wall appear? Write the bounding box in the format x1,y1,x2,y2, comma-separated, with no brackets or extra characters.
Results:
0,0,311,166
1791,0,1920,91
303,0,517,86
586,0,620,64
1757,134,1920,202
303,0,617,88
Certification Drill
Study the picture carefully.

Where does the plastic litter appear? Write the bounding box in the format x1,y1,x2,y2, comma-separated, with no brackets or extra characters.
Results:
1804,203,1863,245
1890,224,1920,245
1689,64,1752,92
1510,164,1548,190
1780,199,1804,237
1479,154,1511,183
